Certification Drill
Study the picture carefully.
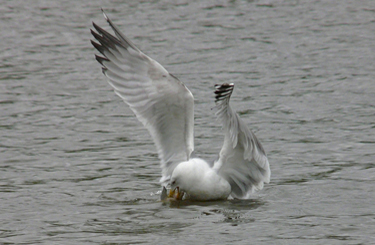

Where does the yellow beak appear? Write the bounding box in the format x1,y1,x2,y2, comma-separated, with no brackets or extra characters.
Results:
168,187,184,200
168,188,176,198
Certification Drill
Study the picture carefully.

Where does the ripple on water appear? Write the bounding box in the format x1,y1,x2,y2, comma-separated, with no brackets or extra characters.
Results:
1,0,375,244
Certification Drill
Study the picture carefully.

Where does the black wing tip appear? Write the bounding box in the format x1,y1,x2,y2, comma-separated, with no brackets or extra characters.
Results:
91,21,102,33
90,38,99,47
91,21,123,51
92,9,140,53
91,39,106,54
95,54,109,66
101,8,109,21
215,83,234,89
214,83,235,102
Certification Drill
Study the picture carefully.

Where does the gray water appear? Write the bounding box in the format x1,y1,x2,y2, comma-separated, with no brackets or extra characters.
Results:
1,0,375,244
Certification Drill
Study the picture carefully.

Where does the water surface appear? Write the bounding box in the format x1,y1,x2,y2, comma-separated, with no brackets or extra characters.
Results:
1,0,375,244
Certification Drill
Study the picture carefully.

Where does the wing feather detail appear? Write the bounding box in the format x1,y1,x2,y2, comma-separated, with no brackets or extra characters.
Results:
91,10,194,183
213,83,270,199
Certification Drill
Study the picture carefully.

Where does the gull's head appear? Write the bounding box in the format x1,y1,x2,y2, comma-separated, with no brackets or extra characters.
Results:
168,158,212,200
168,163,190,200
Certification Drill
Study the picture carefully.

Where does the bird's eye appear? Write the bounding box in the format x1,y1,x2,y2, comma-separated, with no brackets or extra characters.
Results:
171,180,176,185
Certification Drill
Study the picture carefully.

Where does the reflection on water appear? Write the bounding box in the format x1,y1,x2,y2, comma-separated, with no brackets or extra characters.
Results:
1,0,375,244
162,197,265,210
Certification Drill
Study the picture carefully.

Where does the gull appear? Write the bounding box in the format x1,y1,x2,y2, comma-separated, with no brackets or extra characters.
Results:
90,10,270,201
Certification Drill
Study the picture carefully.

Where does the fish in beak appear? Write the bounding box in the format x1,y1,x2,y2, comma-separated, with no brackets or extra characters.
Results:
168,187,184,200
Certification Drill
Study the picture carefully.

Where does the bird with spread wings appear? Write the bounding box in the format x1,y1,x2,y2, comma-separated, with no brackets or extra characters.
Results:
91,10,270,201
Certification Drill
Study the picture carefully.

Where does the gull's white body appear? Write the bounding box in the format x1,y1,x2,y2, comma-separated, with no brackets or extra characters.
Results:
91,10,271,201
171,158,231,201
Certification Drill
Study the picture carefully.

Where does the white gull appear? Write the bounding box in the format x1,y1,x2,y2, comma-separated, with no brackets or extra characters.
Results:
91,10,270,201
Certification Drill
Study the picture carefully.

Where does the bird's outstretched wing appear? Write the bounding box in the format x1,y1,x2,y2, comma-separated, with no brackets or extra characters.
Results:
91,10,194,184
213,83,270,199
